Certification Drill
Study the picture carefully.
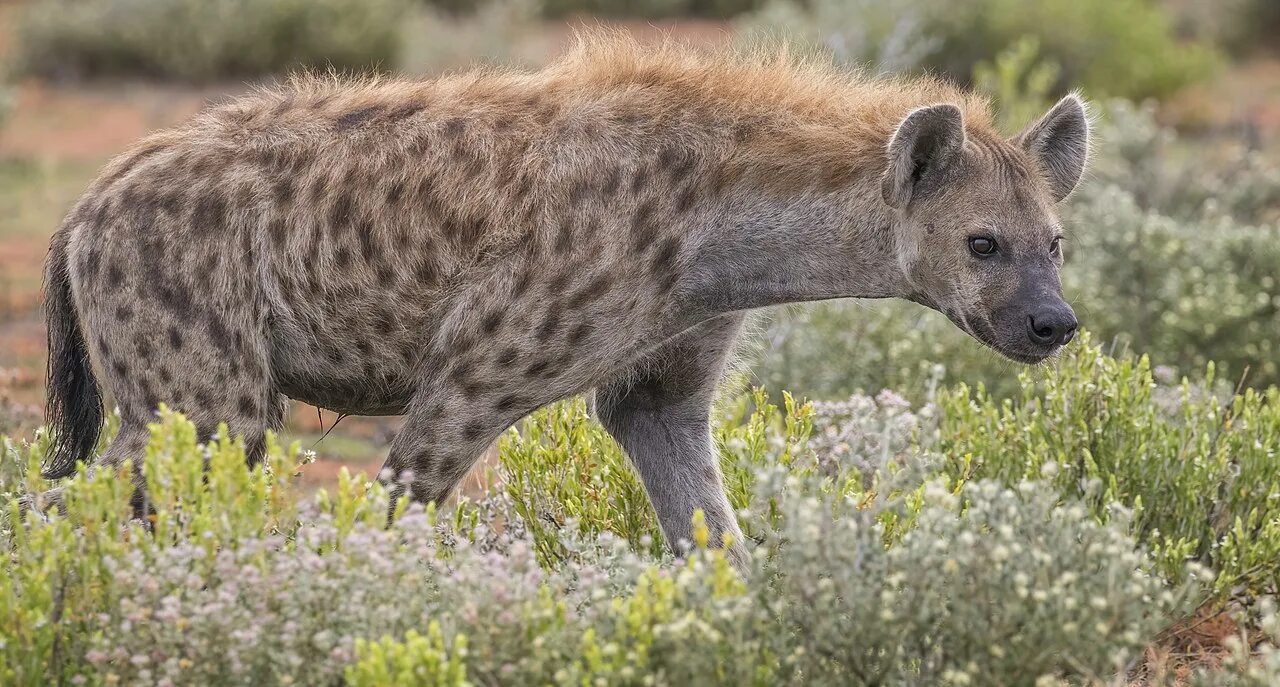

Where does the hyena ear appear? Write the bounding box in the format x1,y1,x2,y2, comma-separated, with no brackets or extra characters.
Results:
1016,94,1090,202
882,104,966,209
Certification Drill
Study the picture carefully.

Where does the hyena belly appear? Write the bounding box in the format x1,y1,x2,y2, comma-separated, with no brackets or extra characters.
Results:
261,235,449,417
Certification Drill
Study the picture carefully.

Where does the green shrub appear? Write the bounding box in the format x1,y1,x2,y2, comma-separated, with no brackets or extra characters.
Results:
739,0,1218,100
937,335,1280,595
16,0,409,81
2,371,1216,684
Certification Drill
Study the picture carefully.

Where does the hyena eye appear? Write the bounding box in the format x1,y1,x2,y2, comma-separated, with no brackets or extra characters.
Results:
968,236,998,257
1050,237,1064,256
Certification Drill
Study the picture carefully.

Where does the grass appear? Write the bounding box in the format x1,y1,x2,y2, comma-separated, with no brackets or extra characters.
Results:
0,158,101,315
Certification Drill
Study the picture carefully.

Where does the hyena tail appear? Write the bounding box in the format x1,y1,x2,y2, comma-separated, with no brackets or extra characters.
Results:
41,228,103,480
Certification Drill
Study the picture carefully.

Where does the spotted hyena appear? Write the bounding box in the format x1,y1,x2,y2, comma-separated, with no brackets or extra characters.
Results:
37,36,1088,567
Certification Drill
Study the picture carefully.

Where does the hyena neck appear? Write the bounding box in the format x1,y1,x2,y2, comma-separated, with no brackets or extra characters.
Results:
683,176,908,319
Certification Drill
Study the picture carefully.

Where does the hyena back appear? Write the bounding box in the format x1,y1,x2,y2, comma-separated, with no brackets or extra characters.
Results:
41,36,1090,567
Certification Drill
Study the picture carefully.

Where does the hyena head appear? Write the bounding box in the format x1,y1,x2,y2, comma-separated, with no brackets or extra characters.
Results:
881,95,1090,364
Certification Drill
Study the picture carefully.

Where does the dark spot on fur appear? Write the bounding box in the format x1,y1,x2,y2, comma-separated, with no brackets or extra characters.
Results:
271,94,295,116
335,246,352,269
195,254,218,291
669,152,696,183
494,394,529,414
554,219,574,254
134,336,152,360
373,309,397,335
168,327,183,350
629,200,657,253
385,180,405,204
154,281,196,323
567,322,591,347
206,317,235,354
80,244,102,282
657,270,680,295
386,102,425,122
442,118,466,139
336,106,384,129
112,359,129,377
330,192,354,231
141,386,159,412
650,236,681,274
535,310,561,343
524,359,550,377
376,263,397,288
566,273,613,310
192,192,228,229
238,395,259,417
357,219,379,261
460,378,493,399
115,304,133,322
106,264,125,288
455,215,485,248
658,145,680,169
449,360,475,385
600,167,621,195
568,179,592,207
481,310,504,334
413,257,438,286
512,268,533,299
631,166,650,195
675,183,699,214
495,346,520,367
548,271,572,293
463,421,485,442
273,178,295,206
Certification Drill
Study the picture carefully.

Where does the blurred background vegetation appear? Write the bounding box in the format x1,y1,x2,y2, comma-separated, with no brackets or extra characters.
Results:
0,0,1277,475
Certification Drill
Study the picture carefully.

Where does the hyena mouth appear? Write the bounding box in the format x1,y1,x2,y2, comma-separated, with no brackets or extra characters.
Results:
943,309,1055,365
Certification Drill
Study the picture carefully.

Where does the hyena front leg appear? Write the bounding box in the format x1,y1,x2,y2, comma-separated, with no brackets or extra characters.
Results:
594,314,747,571
378,393,506,511
377,337,537,512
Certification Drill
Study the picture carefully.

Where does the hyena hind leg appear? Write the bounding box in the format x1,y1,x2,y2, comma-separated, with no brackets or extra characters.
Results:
17,428,149,519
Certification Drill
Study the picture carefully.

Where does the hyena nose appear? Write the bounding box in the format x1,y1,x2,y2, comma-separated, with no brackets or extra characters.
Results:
1027,307,1078,347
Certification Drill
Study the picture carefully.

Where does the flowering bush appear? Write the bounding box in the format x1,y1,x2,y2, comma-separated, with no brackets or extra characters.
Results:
939,335,1280,596
5,341,1280,684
